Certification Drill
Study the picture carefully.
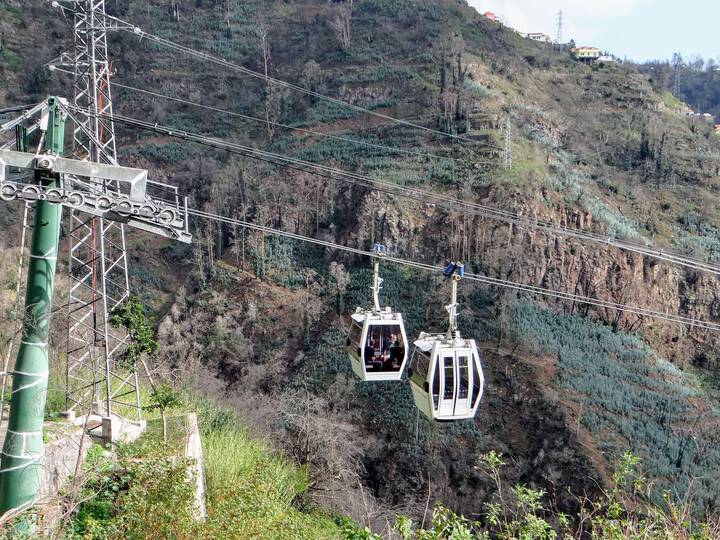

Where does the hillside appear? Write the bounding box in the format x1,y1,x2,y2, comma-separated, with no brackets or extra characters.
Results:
638,56,720,119
2,0,720,535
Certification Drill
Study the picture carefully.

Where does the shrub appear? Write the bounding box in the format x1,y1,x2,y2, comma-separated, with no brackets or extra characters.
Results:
336,451,720,539
70,450,197,539
68,394,340,539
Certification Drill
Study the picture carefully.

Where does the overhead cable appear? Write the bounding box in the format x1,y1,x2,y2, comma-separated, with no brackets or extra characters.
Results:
75,107,720,278
0,105,37,116
113,83,493,164
187,207,720,332
48,1,720,278
121,26,503,148
45,2,502,150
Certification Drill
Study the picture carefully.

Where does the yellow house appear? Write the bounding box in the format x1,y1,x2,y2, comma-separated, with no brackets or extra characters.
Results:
573,46,601,62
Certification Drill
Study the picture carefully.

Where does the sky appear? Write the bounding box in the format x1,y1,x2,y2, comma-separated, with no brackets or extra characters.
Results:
467,0,719,62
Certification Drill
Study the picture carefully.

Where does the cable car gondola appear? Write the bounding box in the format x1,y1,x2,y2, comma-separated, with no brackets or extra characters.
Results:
346,245,408,381
408,262,484,421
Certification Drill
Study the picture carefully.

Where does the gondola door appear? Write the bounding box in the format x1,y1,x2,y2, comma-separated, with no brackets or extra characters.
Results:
437,350,473,419
454,352,472,417
438,352,456,417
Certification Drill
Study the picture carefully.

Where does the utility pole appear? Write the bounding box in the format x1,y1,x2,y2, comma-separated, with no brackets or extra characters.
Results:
503,117,512,170
555,10,564,48
0,97,65,519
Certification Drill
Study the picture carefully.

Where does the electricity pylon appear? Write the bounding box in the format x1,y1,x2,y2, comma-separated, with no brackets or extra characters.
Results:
49,1,142,440
503,117,512,170
555,10,564,47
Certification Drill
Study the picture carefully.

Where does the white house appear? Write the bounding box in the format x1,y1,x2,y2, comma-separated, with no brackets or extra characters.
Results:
526,32,551,43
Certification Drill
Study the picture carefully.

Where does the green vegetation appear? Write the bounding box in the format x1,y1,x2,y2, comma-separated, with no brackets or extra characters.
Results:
109,295,158,367
1,50,22,70
508,302,720,511
660,90,685,112
67,296,338,538
251,237,328,290
4,0,720,535
296,99,398,127
67,394,339,539
70,445,197,539
193,394,339,539
339,451,720,539
639,56,720,118
132,142,193,165
673,221,720,262
337,65,417,85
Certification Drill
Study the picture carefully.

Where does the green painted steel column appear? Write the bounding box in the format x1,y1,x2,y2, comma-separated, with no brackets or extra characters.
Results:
0,97,65,517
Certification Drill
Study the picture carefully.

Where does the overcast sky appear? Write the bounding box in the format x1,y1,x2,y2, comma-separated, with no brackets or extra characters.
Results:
467,0,718,62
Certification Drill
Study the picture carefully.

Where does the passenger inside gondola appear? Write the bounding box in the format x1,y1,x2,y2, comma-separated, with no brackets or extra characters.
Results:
365,326,404,371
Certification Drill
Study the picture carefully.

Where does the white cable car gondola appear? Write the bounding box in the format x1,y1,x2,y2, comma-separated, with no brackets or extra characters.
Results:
408,262,484,421
346,245,409,381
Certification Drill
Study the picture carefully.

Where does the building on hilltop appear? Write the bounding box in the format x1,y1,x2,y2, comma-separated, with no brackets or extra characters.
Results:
483,11,498,22
572,46,601,63
526,32,551,43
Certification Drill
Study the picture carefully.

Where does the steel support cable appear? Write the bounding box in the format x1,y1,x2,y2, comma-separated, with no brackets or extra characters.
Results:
46,4,719,273
44,2,503,151
70,110,596,231
0,105,37,116
186,208,720,332
79,108,720,277
119,27,505,150
113,83,495,165
56,5,714,265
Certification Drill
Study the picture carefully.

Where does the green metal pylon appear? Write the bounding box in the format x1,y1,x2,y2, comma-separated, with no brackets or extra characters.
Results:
0,97,65,519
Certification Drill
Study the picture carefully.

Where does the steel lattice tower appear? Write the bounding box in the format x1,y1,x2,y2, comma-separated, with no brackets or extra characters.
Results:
60,0,141,433
555,10,564,46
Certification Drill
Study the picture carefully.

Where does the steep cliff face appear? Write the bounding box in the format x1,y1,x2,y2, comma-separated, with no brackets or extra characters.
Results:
350,177,720,367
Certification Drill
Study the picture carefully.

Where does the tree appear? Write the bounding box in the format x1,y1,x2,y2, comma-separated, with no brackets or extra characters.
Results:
171,0,180,23
671,52,684,95
254,26,287,144
144,382,182,444
329,262,350,313
328,0,353,50
435,36,469,134
300,60,324,95
109,295,158,368
109,296,179,443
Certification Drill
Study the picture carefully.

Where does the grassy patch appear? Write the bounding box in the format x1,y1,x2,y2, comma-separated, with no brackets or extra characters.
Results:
1,49,22,70
661,90,685,111
68,393,339,539
336,64,417,85
69,444,197,539
185,393,340,539
295,99,398,127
